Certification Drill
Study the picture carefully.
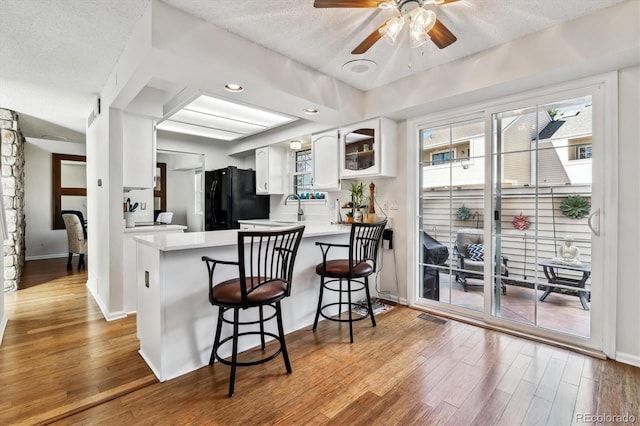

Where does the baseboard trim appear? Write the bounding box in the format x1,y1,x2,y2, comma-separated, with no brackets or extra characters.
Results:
85,281,127,322
0,313,7,346
26,253,67,261
615,351,640,367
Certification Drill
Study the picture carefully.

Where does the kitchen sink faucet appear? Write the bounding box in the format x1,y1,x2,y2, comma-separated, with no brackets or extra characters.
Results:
286,193,304,222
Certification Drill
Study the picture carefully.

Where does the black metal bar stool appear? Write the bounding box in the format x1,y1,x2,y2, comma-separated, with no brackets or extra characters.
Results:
313,220,387,343
202,225,305,397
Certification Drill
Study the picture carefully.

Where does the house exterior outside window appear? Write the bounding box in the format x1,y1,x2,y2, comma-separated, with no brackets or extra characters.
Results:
292,149,312,195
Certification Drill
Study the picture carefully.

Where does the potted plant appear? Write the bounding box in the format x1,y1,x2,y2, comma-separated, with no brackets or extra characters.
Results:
349,181,365,222
349,181,365,210
345,211,354,223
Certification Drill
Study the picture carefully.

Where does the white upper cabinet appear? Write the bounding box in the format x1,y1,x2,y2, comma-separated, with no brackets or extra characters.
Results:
123,113,155,189
311,129,340,190
339,117,397,178
255,146,285,194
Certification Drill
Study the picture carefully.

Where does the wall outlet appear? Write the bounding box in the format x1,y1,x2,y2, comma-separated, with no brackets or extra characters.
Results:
382,200,389,210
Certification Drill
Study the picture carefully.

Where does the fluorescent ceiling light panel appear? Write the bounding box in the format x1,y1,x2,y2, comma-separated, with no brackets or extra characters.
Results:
169,109,266,134
156,120,243,141
161,94,298,141
186,95,296,128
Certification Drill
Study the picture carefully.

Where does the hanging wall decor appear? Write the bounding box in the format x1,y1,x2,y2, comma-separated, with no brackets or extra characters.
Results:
456,205,470,220
512,213,530,230
560,195,591,219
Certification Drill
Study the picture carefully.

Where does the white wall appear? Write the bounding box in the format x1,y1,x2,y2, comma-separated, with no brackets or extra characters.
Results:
24,138,85,259
0,254,4,344
158,152,190,228
157,132,244,171
615,65,640,364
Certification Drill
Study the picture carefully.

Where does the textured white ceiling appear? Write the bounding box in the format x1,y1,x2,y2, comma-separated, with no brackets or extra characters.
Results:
0,0,628,139
163,0,628,91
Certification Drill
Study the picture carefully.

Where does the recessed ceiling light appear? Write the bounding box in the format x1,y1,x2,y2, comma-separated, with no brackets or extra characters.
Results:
304,108,318,115
342,59,377,76
289,140,302,150
224,83,243,92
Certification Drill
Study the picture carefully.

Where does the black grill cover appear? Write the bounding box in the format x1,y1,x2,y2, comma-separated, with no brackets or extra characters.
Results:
422,232,449,266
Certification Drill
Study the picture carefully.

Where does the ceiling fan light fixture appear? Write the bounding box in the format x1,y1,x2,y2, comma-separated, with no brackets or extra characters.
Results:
379,15,405,45
377,0,396,9
408,7,436,48
410,7,436,32
409,27,430,48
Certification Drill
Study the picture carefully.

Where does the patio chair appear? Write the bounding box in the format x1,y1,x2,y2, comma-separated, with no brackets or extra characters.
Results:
454,228,508,295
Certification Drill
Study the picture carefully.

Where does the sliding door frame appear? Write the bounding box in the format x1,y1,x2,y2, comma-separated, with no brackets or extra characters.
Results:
407,72,618,357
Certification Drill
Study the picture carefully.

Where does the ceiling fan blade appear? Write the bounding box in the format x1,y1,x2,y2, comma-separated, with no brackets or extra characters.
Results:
428,18,457,49
314,0,381,7
351,20,388,54
439,0,461,4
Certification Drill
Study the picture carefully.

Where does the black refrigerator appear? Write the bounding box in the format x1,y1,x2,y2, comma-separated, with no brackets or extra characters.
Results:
205,167,270,230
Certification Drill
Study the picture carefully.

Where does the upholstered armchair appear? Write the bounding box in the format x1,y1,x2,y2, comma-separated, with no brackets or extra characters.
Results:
61,210,87,270
454,228,508,294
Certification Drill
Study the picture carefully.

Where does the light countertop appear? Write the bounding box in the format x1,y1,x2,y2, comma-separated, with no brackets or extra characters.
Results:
123,224,187,234
237,219,300,226
134,222,351,251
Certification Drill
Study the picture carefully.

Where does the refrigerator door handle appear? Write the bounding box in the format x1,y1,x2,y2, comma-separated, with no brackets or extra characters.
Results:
210,180,218,225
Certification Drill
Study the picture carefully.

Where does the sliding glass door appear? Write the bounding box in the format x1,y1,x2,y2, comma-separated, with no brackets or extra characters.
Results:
418,116,487,313
415,81,611,351
490,94,596,340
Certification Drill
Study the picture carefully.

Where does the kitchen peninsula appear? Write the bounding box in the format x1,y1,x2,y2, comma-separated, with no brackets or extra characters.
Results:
123,224,187,313
134,222,351,381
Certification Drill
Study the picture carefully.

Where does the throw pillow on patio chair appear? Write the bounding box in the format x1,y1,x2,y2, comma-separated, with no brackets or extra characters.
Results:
454,228,508,295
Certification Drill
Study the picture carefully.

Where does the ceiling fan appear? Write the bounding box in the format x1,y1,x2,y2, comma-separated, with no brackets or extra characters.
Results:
314,0,459,54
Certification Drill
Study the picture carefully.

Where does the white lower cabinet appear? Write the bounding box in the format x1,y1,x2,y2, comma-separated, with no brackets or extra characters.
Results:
123,226,185,313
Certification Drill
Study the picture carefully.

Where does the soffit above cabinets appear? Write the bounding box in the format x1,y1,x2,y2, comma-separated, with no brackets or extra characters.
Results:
156,94,299,141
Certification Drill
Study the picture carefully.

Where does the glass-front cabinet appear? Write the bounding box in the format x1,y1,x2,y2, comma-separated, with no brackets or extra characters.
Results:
339,117,397,178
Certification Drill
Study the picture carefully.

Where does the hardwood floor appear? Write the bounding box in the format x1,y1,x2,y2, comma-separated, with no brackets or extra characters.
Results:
0,259,156,425
1,258,638,425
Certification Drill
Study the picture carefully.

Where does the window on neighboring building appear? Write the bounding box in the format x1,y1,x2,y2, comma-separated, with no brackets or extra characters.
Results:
576,144,592,160
568,137,592,161
431,150,454,165
292,149,312,195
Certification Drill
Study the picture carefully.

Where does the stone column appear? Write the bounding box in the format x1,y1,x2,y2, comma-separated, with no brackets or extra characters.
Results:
0,108,26,292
